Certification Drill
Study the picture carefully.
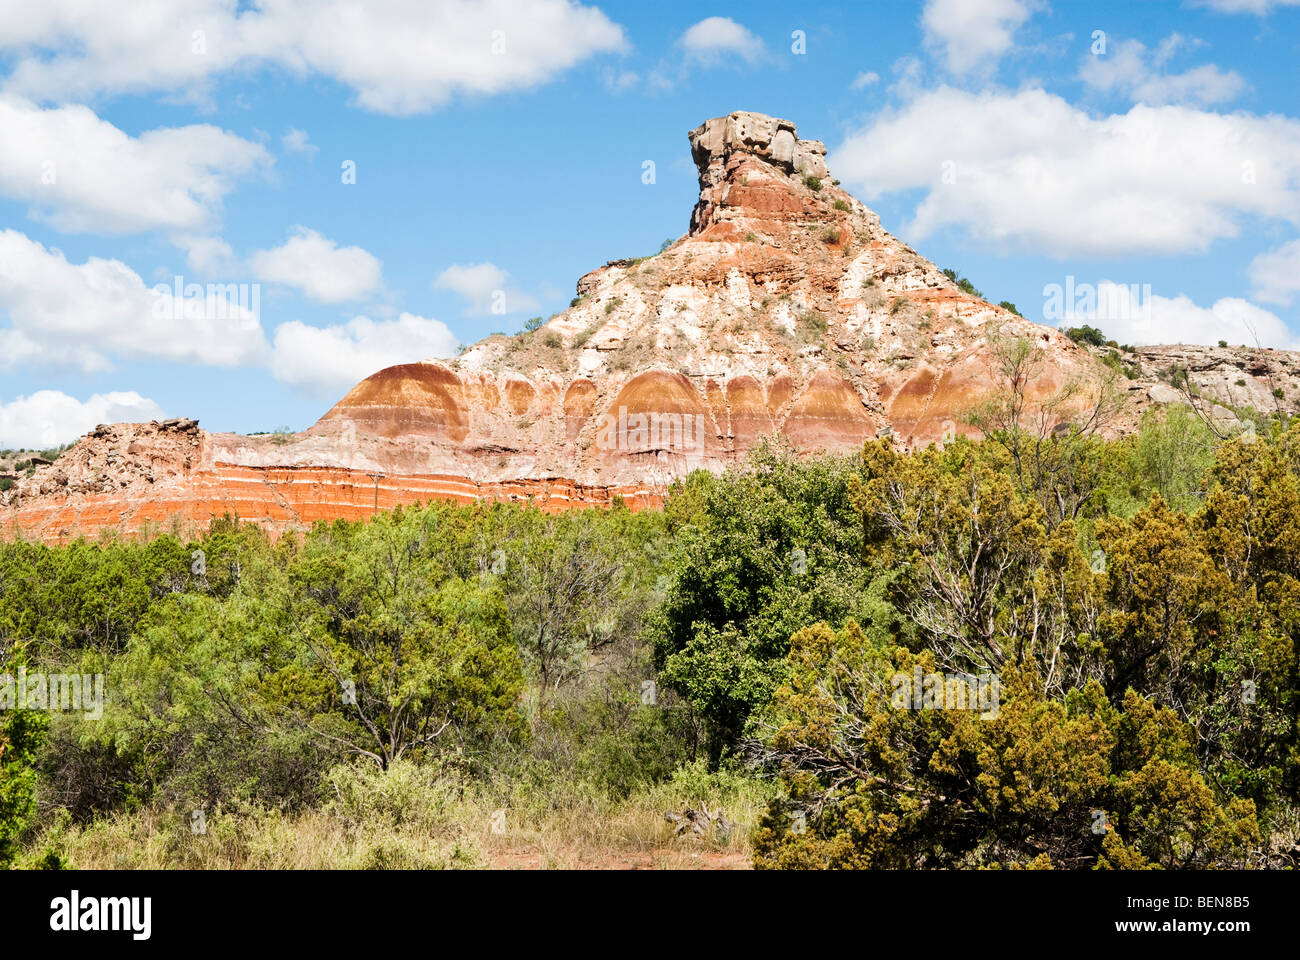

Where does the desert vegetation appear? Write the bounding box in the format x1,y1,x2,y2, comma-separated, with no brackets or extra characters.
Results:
4,352,1300,869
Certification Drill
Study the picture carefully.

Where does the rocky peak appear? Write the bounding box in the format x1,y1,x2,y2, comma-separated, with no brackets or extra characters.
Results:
21,109,1285,544
689,110,831,238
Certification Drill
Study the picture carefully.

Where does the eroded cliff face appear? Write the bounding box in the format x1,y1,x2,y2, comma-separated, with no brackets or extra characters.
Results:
5,110,1290,543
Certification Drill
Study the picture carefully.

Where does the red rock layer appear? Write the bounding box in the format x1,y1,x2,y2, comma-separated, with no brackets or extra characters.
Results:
3,461,659,545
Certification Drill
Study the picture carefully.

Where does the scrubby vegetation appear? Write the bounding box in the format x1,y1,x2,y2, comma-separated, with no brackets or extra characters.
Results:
4,351,1300,869
942,267,984,300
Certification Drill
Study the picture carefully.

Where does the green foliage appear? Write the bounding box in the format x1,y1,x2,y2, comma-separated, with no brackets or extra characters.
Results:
11,408,1300,870
752,624,1258,869
800,310,828,336
1099,348,1141,379
998,300,1022,316
651,441,887,762
0,673,47,867
1065,324,1108,347
803,175,822,191
523,316,544,333
1106,405,1216,514
941,268,984,299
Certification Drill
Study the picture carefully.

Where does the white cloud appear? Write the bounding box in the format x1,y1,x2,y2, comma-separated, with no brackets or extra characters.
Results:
921,0,1042,74
281,128,317,155
175,234,239,276
1248,239,1300,305
0,229,269,372
1054,281,1297,349
832,86,1300,256
270,313,458,395
0,390,164,448
0,0,627,116
1079,35,1247,106
434,261,537,315
250,227,383,303
0,94,270,235
680,17,765,65
851,71,881,90
602,68,640,94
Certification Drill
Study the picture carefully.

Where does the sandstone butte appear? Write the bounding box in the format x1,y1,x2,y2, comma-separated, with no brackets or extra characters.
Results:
6,110,1300,544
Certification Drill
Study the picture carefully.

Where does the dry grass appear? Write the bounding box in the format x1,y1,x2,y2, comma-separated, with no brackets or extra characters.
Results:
27,761,772,871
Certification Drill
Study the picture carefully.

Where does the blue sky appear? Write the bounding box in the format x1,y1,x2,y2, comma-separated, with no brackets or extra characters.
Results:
1,0,1298,446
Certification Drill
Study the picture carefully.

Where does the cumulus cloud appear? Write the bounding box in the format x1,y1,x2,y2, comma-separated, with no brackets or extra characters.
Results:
0,0,627,116
175,234,239,276
921,0,1042,74
270,313,458,395
0,229,269,373
680,17,765,65
832,86,1300,257
1079,35,1247,106
434,261,537,315
851,71,881,90
281,128,317,155
250,227,383,303
1051,281,1297,349
0,390,164,448
1248,239,1300,306
0,94,270,235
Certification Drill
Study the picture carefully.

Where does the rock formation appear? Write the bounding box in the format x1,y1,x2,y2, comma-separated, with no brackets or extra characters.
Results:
5,110,1296,543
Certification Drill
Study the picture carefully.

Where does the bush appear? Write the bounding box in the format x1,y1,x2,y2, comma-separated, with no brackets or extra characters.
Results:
652,442,886,762
802,175,822,191
1065,324,1108,347
753,624,1260,869
800,310,828,335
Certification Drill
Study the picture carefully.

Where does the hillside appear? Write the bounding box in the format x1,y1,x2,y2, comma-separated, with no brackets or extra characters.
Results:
4,110,1296,542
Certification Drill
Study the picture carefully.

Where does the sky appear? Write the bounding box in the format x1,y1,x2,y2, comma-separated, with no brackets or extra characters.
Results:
0,0,1298,447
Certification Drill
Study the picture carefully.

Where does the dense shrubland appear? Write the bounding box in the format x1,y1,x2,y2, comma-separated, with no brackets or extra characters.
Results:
3,399,1300,869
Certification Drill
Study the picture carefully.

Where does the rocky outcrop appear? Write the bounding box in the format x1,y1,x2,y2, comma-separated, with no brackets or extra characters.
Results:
9,109,1287,544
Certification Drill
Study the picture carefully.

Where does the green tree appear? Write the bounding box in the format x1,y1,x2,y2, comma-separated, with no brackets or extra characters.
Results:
752,622,1260,869
653,440,881,762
